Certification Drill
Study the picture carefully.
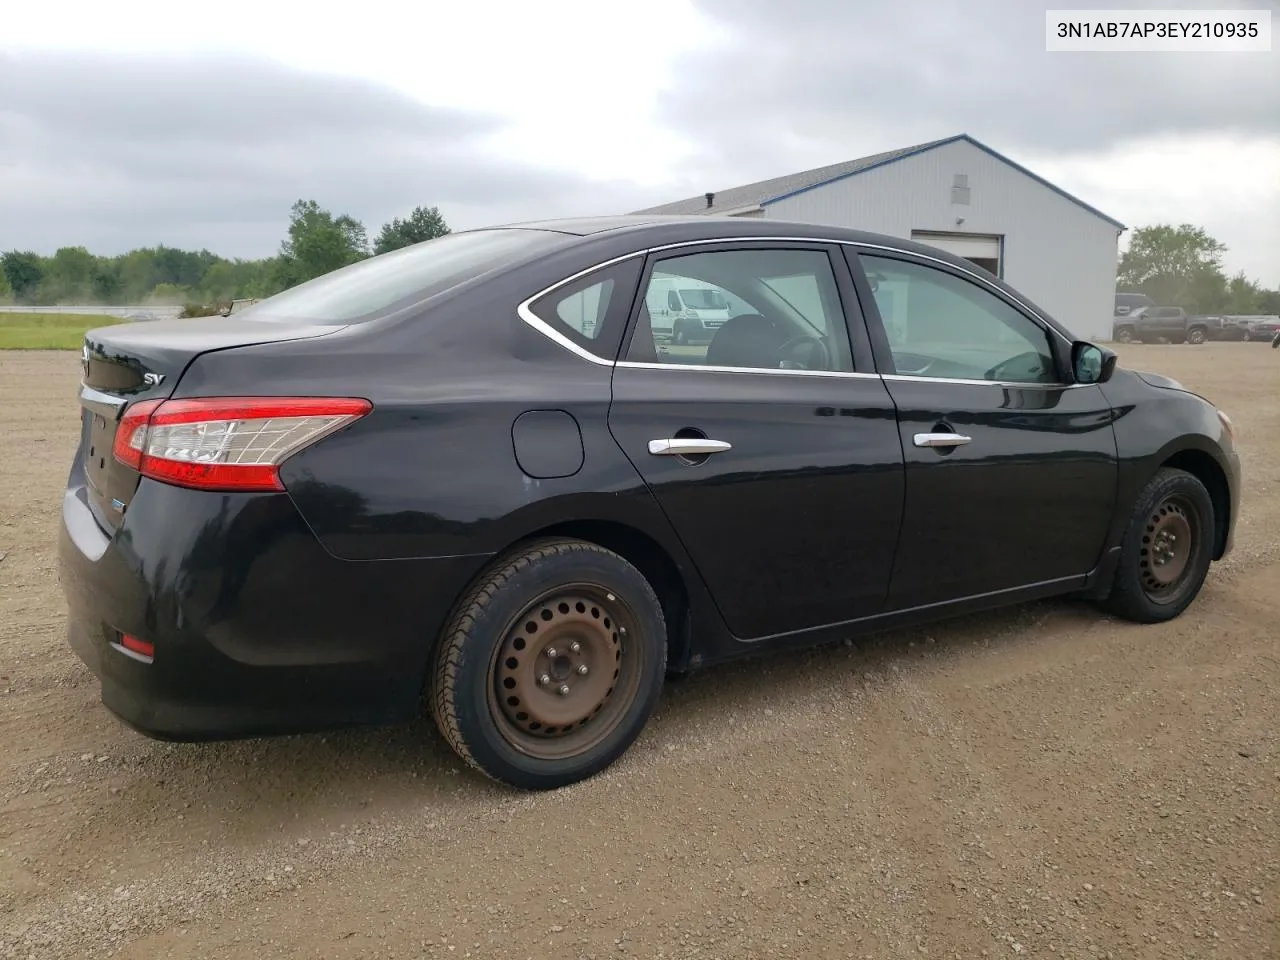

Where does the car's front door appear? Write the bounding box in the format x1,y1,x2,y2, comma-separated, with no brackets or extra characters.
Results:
607,242,905,640
846,249,1119,611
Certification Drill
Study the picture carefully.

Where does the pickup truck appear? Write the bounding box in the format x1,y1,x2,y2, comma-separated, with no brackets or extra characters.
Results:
1112,306,1217,345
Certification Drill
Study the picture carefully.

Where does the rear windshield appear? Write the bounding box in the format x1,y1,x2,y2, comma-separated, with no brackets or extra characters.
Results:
240,228,570,324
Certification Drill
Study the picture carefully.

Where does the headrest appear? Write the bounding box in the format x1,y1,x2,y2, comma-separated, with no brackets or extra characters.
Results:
705,313,785,369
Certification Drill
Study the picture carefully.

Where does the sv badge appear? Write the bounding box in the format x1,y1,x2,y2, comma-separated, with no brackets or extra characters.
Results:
143,372,166,387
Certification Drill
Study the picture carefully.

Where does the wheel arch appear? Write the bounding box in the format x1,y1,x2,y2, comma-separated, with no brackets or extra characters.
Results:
519,519,694,674
431,515,701,683
1159,447,1231,559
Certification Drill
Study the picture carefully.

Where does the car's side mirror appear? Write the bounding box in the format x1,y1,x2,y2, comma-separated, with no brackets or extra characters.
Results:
1072,340,1117,384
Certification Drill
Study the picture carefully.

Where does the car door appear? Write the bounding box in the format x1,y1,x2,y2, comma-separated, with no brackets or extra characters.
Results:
607,241,905,640
1146,307,1172,339
845,248,1118,611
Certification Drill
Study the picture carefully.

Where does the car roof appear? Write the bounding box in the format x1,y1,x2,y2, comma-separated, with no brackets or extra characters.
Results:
476,214,992,272
486,213,936,245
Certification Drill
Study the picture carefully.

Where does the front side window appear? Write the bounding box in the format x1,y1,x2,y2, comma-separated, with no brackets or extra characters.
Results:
857,254,1058,384
625,248,855,373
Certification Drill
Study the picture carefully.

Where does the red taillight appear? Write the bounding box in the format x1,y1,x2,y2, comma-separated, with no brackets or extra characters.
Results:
112,396,372,492
119,633,155,659
112,399,163,470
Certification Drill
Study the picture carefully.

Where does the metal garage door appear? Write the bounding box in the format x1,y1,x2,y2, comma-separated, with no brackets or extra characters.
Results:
910,230,1002,277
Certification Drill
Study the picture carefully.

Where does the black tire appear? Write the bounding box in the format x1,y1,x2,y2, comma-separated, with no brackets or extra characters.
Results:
672,325,687,346
1114,327,1136,343
1099,467,1215,624
430,538,667,789
1186,327,1207,345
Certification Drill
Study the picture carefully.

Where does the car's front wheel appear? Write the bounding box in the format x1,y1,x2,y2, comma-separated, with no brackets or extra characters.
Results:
430,538,667,789
1100,467,1215,624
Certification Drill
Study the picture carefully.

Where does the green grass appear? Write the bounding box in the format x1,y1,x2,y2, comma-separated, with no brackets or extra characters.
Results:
0,313,127,350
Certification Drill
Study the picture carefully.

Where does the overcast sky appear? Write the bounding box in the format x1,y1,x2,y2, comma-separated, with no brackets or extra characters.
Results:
2,0,1277,285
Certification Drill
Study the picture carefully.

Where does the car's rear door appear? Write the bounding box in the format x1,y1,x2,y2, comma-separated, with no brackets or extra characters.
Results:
607,241,905,641
843,247,1119,611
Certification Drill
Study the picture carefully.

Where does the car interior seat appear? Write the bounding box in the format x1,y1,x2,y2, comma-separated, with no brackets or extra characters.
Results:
705,314,786,369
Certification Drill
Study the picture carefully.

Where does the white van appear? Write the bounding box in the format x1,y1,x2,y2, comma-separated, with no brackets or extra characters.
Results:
644,276,733,345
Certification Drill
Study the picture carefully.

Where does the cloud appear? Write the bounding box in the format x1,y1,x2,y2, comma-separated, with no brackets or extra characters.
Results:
0,50,651,257
643,0,1279,284
659,0,1279,174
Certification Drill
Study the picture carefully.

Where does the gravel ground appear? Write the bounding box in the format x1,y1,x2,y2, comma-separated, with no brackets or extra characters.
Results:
0,344,1276,960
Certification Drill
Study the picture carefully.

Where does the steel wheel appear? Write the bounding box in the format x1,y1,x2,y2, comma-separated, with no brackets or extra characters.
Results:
1115,327,1135,343
431,538,667,789
487,585,639,759
1100,468,1216,624
1141,499,1198,604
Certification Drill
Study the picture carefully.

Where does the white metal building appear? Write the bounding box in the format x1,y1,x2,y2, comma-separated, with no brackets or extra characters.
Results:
633,134,1125,342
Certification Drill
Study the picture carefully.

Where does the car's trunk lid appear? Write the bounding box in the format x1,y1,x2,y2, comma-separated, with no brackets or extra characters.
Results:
76,315,344,531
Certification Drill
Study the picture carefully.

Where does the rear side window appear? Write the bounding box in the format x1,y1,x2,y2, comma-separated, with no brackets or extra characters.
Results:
241,229,571,324
527,258,643,360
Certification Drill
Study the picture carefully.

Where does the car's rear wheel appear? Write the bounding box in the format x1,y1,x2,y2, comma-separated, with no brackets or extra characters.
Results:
1100,467,1215,624
1114,326,1135,343
1186,327,1207,344
430,538,666,789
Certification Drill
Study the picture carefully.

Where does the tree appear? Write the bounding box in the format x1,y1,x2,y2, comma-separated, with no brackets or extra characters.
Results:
1118,224,1227,308
1222,271,1264,315
0,267,11,304
275,199,369,287
1,251,45,303
39,246,100,303
92,262,123,302
146,282,193,304
373,205,451,255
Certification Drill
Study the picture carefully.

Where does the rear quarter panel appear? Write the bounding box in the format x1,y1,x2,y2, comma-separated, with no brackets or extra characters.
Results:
172,269,738,671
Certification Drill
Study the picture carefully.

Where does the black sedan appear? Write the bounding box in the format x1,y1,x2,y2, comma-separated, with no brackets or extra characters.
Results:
60,216,1241,789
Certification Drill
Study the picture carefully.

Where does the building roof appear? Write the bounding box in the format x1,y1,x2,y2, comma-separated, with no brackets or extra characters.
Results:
631,133,1126,230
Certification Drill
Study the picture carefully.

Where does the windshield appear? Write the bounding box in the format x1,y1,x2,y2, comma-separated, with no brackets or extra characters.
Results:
241,228,570,323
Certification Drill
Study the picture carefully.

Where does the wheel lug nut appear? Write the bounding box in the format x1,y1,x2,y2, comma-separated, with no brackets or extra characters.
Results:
539,674,551,686
545,647,558,659
558,684,571,697
577,665,589,676
570,641,581,653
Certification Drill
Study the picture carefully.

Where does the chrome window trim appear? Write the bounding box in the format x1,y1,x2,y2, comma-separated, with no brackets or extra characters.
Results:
882,373,1084,389
515,251,645,367
515,235,1077,383
616,360,880,380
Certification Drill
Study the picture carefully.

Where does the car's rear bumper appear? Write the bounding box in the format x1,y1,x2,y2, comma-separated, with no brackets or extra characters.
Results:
59,478,492,741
